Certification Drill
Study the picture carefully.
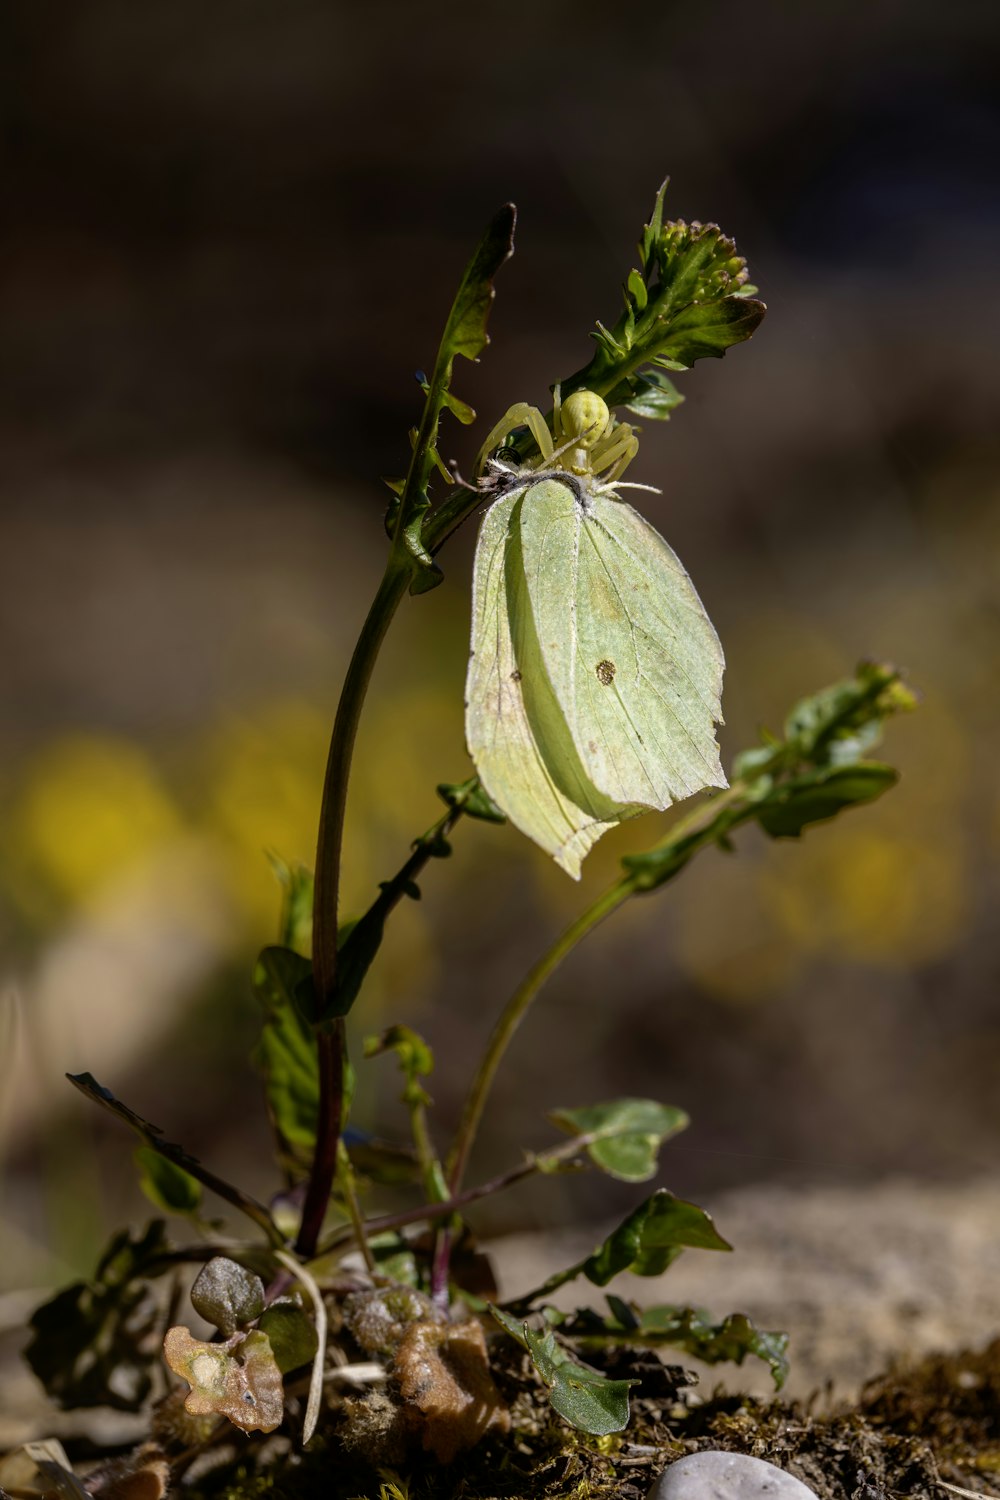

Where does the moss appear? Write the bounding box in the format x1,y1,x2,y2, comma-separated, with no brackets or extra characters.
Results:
135,1339,1000,1500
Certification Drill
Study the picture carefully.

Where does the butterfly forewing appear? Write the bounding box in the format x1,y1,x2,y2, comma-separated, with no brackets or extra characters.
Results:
519,479,726,811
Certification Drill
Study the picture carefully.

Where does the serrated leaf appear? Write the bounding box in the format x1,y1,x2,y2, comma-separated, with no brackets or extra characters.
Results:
134,1146,202,1218
266,856,314,957
783,662,916,765
258,1299,319,1373
637,294,765,370
490,1307,633,1435
756,762,897,838
561,188,764,412
566,1299,789,1390
163,1326,283,1434
548,1098,689,1182
582,1190,731,1284
190,1257,265,1336
252,947,319,1163
444,204,517,365
25,1222,169,1411
638,1305,789,1389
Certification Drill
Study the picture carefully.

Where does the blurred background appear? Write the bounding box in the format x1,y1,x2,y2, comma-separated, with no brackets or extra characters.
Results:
1,0,998,1293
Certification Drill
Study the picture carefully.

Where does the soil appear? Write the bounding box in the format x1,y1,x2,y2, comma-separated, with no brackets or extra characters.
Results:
4,1177,1000,1499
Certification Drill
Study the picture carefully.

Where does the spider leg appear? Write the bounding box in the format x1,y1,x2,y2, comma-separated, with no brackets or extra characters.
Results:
552,383,563,444
590,423,639,481
474,402,553,476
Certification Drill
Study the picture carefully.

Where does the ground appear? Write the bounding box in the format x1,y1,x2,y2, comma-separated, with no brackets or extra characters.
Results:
3,1176,1000,1498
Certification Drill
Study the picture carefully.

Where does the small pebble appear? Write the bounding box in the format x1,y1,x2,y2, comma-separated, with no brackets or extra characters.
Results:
648,1451,820,1500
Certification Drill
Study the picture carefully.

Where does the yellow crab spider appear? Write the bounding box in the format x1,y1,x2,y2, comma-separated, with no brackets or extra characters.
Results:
474,388,639,487
466,385,726,878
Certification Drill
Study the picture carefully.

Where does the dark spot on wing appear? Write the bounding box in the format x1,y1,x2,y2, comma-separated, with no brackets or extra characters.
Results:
596,659,616,685
510,669,522,682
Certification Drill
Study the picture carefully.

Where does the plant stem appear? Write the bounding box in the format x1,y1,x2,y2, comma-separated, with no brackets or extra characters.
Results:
66,1071,286,1249
298,236,476,1253
444,877,633,1197
336,1139,377,1274
443,783,751,1202
318,1132,597,1256
297,559,410,1259
295,1024,346,1258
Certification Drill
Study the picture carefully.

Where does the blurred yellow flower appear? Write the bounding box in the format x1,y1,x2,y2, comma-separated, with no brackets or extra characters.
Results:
5,736,182,920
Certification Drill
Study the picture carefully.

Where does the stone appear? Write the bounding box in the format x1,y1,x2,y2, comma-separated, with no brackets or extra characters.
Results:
648,1451,820,1500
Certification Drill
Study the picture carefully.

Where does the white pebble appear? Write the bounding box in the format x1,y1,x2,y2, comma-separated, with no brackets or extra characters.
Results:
648,1451,820,1500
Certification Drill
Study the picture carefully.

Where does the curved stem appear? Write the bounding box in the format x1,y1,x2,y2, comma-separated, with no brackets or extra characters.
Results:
296,559,410,1258
319,1130,596,1257
312,560,411,1013
445,876,632,1195
442,785,751,1203
295,1023,345,1257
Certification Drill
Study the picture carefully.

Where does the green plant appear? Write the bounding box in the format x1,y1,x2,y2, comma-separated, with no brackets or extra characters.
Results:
24,184,914,1486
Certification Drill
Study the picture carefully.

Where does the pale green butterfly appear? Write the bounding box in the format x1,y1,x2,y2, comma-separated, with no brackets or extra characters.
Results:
465,389,726,879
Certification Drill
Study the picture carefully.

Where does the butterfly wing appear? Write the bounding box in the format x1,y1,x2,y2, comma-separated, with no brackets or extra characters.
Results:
519,481,726,810
465,486,628,878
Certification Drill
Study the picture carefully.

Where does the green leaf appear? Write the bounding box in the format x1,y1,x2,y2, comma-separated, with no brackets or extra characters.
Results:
190,1256,265,1336
437,776,506,823
368,1231,421,1287
513,1189,731,1310
330,784,496,1025
134,1145,202,1218
561,183,764,412
266,856,314,957
548,1098,689,1182
756,762,898,838
25,1222,169,1411
330,907,393,1020
622,368,685,421
566,1299,789,1390
344,1133,421,1187
364,1024,434,1108
783,661,917,766
490,1307,634,1436
258,1299,319,1373
639,1306,789,1389
436,387,477,426
581,1190,731,1285
621,663,915,896
252,947,319,1163
443,204,517,366
397,205,515,586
